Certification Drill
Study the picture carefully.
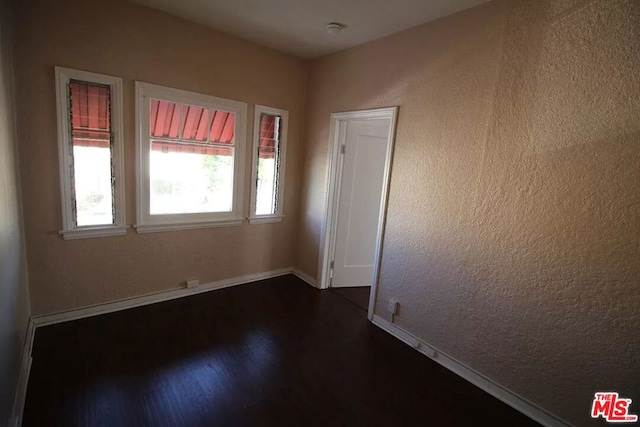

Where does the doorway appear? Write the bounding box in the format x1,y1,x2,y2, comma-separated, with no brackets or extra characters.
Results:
318,107,398,319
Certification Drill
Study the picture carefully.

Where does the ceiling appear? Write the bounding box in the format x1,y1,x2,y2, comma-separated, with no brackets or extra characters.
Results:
129,0,492,58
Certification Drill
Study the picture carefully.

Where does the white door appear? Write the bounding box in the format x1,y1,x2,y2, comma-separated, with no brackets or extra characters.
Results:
331,118,391,288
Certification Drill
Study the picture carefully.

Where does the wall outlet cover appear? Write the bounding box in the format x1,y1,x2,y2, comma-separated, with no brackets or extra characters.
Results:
388,299,399,315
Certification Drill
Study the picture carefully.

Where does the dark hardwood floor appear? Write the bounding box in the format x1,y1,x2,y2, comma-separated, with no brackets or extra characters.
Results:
330,286,371,311
23,275,540,426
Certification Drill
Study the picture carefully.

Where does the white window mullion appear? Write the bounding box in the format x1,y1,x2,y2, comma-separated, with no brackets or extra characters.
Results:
55,66,127,240
135,82,247,234
249,105,288,224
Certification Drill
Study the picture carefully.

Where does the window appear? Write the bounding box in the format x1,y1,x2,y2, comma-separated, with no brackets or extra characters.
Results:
249,105,288,224
55,67,126,240
135,82,247,232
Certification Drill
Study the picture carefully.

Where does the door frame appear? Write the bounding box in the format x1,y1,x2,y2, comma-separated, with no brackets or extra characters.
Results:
317,106,398,320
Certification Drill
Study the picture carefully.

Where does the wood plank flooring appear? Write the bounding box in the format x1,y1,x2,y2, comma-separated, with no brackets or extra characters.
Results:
23,275,540,426
330,286,371,311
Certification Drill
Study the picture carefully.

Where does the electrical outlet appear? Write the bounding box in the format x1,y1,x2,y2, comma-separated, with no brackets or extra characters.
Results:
186,279,199,289
388,299,399,315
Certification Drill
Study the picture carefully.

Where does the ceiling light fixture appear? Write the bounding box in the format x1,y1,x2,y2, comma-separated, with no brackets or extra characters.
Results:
326,23,345,35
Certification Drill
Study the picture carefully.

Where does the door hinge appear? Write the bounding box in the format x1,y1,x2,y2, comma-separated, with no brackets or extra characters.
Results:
330,260,334,269
340,144,345,154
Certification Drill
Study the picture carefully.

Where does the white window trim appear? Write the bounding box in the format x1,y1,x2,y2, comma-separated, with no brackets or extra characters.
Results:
249,105,288,225
134,82,247,233
55,67,127,240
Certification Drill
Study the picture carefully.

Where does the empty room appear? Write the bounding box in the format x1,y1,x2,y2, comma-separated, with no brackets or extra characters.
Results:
1,0,638,426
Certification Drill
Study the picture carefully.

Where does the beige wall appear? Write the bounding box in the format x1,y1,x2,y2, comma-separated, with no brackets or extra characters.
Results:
298,0,640,424
0,0,31,421
13,0,308,315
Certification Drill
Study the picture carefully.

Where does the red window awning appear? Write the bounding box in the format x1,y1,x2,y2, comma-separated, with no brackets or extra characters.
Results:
149,100,236,155
70,89,280,160
70,81,111,149
258,114,278,159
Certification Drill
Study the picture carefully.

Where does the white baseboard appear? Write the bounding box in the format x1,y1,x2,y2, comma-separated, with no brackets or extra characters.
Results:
371,315,573,427
9,318,35,427
292,268,317,288
32,268,294,327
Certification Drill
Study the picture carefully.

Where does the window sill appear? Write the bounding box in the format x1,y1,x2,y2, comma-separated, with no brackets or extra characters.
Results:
248,216,284,225
60,226,128,240
134,219,243,234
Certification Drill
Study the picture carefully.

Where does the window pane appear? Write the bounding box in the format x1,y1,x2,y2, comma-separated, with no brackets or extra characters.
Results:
69,81,114,226
255,114,281,215
150,99,180,139
147,97,237,216
210,110,235,144
73,146,114,226
150,143,234,215
256,157,277,215
182,105,209,142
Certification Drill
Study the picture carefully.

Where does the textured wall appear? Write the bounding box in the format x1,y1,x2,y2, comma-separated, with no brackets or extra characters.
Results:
13,0,308,315
298,0,640,424
0,0,31,421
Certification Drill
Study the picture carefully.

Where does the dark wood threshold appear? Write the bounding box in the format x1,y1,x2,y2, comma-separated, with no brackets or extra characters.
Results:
330,286,371,311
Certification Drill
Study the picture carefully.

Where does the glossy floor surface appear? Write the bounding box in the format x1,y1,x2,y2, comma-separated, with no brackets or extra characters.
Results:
330,286,371,311
23,275,540,426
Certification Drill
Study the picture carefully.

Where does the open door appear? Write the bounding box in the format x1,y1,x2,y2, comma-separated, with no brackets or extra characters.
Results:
318,107,397,318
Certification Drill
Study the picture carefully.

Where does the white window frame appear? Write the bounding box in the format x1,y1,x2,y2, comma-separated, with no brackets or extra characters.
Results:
55,66,127,240
135,82,247,233
249,105,288,224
